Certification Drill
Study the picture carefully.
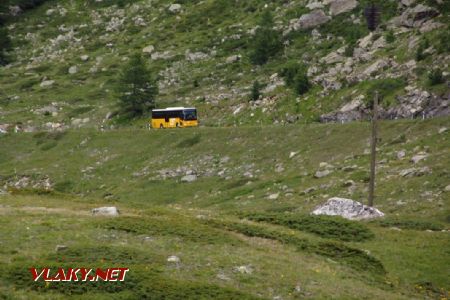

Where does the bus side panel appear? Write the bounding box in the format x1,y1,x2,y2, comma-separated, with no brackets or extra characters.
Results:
151,118,165,128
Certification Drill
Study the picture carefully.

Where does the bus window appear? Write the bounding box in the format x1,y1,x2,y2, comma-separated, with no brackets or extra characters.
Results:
183,109,197,120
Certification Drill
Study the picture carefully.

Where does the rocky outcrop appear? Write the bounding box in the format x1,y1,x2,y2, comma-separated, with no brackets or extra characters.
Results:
384,89,449,119
390,4,439,28
312,197,384,220
92,206,120,216
291,10,331,30
329,0,358,16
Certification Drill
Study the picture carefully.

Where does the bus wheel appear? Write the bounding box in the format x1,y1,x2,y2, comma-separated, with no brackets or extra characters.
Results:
176,123,179,128
160,124,164,129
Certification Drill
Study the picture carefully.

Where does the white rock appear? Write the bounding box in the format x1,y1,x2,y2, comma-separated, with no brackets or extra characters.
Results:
80,55,89,61
226,55,241,63
312,197,384,220
142,45,155,54
289,151,298,159
268,193,280,200
295,10,330,30
92,206,120,216
40,80,55,88
167,255,180,263
329,0,358,16
438,127,447,134
314,169,332,178
9,5,22,16
410,153,428,164
397,150,406,159
234,265,253,274
55,245,68,252
168,4,182,13
68,66,78,74
444,185,450,192
339,98,363,113
181,174,197,182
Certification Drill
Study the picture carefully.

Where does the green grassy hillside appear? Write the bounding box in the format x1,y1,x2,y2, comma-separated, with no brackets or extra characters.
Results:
0,118,449,299
0,0,449,129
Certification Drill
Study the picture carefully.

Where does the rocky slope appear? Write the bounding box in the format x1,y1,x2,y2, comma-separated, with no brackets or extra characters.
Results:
0,0,449,131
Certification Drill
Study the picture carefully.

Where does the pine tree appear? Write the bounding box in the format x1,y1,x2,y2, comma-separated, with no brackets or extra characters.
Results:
116,53,158,118
293,70,310,96
0,27,11,65
250,80,261,101
250,10,282,65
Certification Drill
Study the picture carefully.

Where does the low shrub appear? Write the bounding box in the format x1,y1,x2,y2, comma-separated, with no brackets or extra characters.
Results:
244,213,375,242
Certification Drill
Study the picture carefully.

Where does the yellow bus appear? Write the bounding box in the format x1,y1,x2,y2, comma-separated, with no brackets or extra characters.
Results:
151,107,198,129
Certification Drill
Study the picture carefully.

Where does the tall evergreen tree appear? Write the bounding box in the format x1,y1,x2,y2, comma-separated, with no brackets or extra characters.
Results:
250,10,283,65
116,53,158,118
0,26,11,66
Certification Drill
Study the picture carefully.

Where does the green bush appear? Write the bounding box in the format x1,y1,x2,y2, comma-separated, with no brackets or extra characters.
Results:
100,216,238,245
244,213,375,242
416,38,429,61
249,10,283,65
176,134,201,148
280,62,311,95
385,30,395,44
205,219,385,275
250,80,261,101
428,68,444,85
436,30,450,54
366,78,406,108
374,219,445,231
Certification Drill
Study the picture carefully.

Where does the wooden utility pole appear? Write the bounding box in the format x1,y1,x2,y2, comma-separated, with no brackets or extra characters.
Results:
368,92,378,207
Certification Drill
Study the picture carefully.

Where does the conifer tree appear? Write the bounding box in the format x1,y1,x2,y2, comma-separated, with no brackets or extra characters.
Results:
116,53,158,118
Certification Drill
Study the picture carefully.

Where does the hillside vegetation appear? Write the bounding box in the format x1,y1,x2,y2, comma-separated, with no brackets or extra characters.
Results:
0,0,449,131
0,118,449,299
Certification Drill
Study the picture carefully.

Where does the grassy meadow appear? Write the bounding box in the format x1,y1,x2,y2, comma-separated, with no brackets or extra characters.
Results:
0,117,449,299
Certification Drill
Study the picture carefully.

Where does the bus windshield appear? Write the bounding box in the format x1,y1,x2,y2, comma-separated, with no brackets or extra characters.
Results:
183,109,197,120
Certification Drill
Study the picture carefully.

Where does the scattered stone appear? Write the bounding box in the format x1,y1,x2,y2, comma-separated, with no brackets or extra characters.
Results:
167,255,180,263
168,4,182,13
9,5,22,16
55,245,68,252
234,265,253,274
185,50,209,61
401,0,415,6
397,150,406,159
216,273,231,281
92,206,120,216
410,152,428,164
342,165,357,172
343,180,355,187
142,45,155,54
275,164,285,173
314,169,332,178
226,55,241,63
181,174,197,182
294,10,330,30
438,127,447,134
268,193,280,200
312,197,384,220
80,55,89,62
68,66,78,74
302,187,316,194
399,167,431,177
289,151,298,159
40,80,55,88
329,0,358,16
444,185,450,192
390,227,402,231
